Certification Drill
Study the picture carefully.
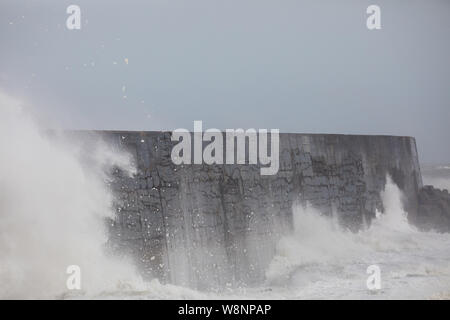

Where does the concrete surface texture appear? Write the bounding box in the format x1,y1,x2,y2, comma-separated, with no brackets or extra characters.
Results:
94,131,424,288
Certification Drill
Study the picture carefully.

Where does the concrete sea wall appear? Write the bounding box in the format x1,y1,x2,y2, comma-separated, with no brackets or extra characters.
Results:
93,132,422,288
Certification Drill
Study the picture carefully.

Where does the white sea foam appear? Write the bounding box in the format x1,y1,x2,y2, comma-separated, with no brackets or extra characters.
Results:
262,176,450,299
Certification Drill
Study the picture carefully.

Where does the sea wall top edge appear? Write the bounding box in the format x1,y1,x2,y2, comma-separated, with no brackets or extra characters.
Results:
65,130,416,141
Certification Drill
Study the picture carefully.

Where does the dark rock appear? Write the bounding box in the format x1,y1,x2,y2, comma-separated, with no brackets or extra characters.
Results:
417,186,450,232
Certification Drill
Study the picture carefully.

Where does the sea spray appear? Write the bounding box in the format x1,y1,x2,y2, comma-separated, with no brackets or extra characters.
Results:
0,91,143,299
265,202,365,285
265,176,450,296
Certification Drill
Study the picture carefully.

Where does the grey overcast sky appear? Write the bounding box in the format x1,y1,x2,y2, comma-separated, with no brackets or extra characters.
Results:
0,0,449,163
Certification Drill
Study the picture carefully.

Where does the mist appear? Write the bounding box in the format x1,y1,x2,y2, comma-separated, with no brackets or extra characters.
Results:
0,91,142,299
